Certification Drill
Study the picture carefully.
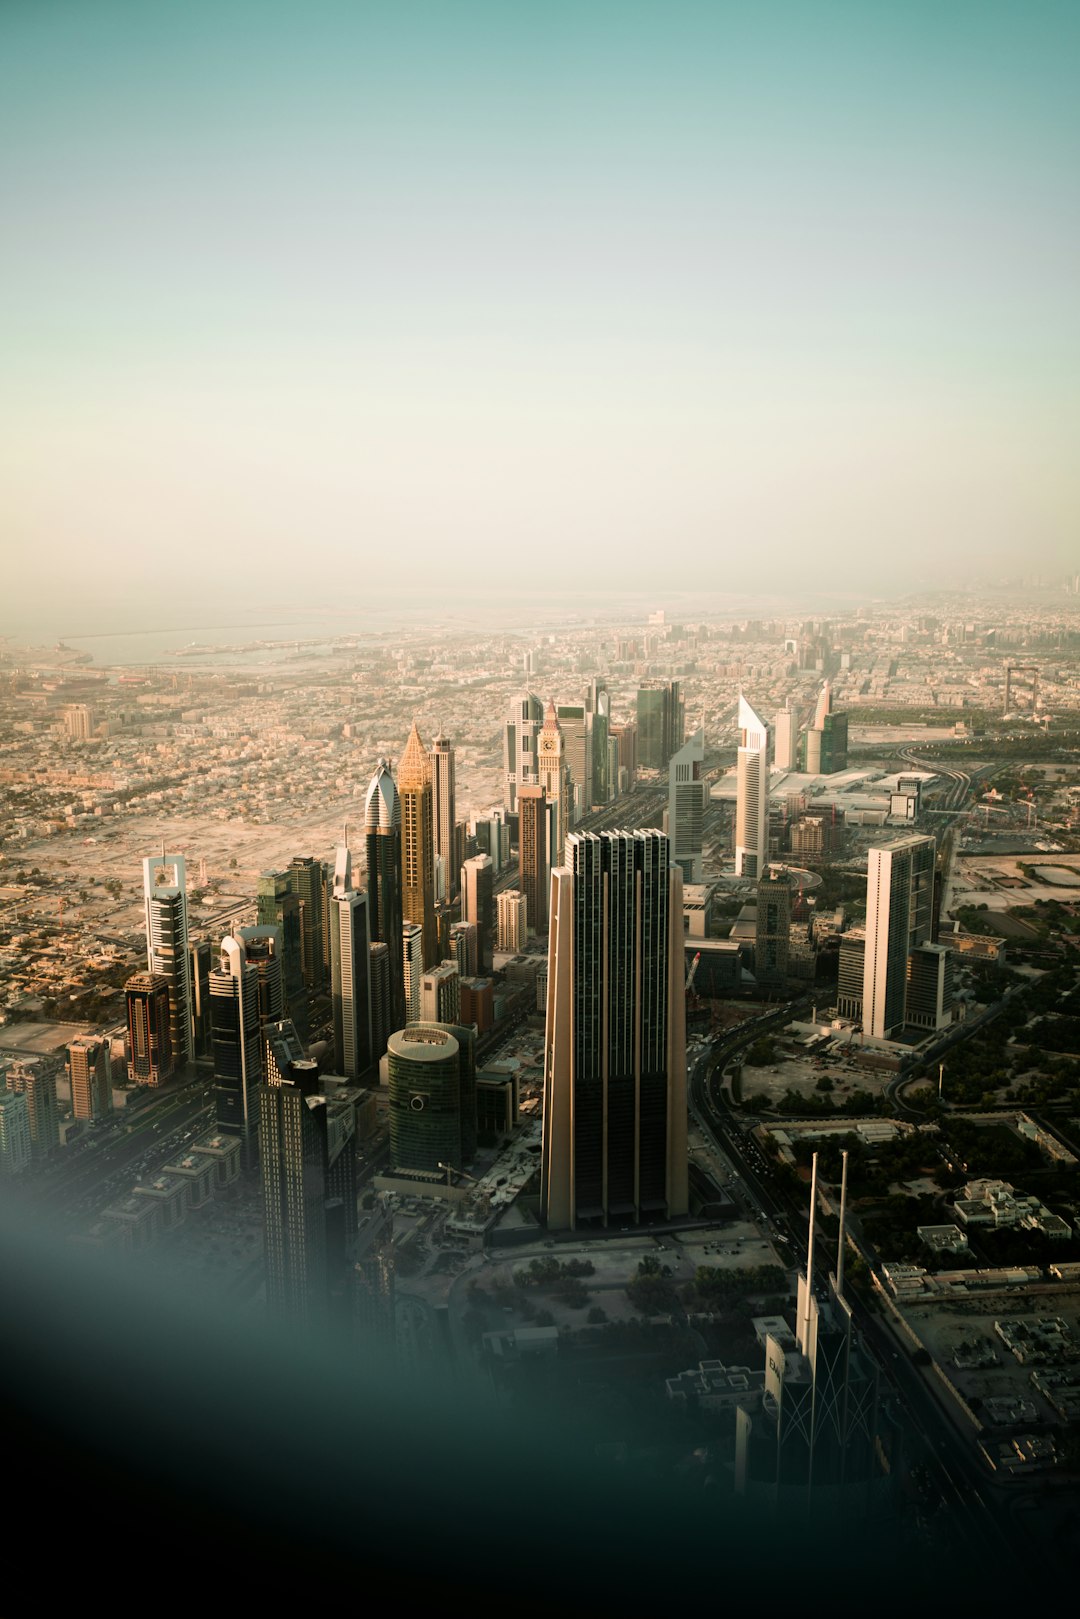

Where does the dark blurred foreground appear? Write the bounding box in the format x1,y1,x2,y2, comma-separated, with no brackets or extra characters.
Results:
0,1193,1057,1612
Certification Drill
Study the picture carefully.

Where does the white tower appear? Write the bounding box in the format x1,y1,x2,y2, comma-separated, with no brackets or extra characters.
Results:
734,696,769,879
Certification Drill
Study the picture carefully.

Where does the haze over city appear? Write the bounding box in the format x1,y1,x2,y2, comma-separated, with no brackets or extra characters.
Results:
4,0,1080,630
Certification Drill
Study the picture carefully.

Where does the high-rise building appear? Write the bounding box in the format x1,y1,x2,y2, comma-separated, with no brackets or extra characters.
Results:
419,961,460,1025
609,720,637,791
64,704,95,741
586,678,611,805
734,696,769,879
0,1089,32,1176
862,834,938,1039
287,857,327,995
497,889,528,953
636,682,683,770
503,692,544,812
542,830,689,1231
517,784,548,934
210,936,264,1168
801,682,848,775
368,942,391,1062
556,703,591,820
125,972,174,1086
365,760,406,1038
143,854,193,1068
461,853,494,973
386,1022,477,1175
754,869,791,987
68,1035,113,1121
260,1023,329,1326
431,733,457,903
402,921,424,1025
537,701,570,867
773,701,796,771
668,727,706,883
399,722,437,970
5,1059,59,1157
836,932,866,1021
329,885,374,1080
256,871,308,1038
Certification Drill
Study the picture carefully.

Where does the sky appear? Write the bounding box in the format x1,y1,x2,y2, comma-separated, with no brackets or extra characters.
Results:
2,0,1079,632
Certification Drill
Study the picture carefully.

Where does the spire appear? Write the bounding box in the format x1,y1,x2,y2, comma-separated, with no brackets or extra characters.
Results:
364,759,400,832
399,721,430,788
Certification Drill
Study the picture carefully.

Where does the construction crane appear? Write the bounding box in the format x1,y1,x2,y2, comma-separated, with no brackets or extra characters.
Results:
685,951,702,993
437,1161,481,1191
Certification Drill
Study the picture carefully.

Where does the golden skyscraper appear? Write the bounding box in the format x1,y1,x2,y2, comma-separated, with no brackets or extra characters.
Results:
537,700,570,867
398,721,437,969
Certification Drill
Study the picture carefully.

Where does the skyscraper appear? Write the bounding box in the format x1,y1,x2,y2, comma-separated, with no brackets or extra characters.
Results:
586,678,611,805
365,759,406,1038
636,681,683,770
399,722,437,969
754,868,791,987
862,834,939,1039
210,935,264,1168
734,695,769,879
143,854,193,1069
260,1024,329,1326
461,853,494,973
448,921,479,978
5,1060,59,1157
773,700,796,771
419,961,460,1024
517,784,549,934
234,925,286,1026
801,681,849,775
668,726,706,882
287,856,327,995
189,939,213,1059
256,870,308,1038
0,1090,32,1177
542,830,689,1231
503,691,543,812
556,702,591,820
431,733,457,903
329,881,374,1081
537,701,570,867
125,972,174,1086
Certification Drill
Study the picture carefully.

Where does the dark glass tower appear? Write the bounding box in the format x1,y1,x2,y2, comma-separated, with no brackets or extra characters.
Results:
257,871,309,1038
542,830,688,1231
210,936,264,1169
287,856,327,995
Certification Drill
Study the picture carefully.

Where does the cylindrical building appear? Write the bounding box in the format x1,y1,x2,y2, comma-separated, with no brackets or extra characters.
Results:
387,1025,472,1175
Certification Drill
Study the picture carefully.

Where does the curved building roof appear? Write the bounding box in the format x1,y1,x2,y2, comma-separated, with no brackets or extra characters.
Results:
365,760,400,832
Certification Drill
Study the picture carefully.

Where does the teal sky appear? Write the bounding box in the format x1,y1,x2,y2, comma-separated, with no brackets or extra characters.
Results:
3,0,1079,628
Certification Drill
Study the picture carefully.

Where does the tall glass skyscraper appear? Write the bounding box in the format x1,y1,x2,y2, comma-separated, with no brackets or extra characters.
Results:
399,722,437,969
541,830,688,1231
143,854,193,1068
365,760,406,1040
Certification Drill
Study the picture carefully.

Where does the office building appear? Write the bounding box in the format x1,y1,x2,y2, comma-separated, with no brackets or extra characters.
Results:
461,853,494,973
5,1059,59,1157
556,702,591,820
386,1022,477,1175
143,854,193,1068
125,972,174,1086
399,722,437,970
256,870,308,1039
668,726,706,883
497,889,528,953
503,691,544,812
0,1090,32,1176
863,834,938,1039
233,926,285,1028
636,682,683,770
402,921,424,1025
210,936,264,1168
329,883,374,1081
537,701,570,867
420,961,460,1025
517,784,549,934
609,721,637,790
431,733,457,903
755,869,791,986
773,701,796,771
287,856,327,994
368,942,391,1063
734,696,769,879
365,760,406,1037
64,703,95,741
542,830,689,1231
68,1035,112,1121
459,976,494,1035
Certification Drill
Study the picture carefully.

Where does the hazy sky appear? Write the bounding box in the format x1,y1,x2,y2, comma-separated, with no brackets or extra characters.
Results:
3,0,1079,630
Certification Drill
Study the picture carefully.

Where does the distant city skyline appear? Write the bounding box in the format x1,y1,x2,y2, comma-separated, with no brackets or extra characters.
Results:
4,2,1080,622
